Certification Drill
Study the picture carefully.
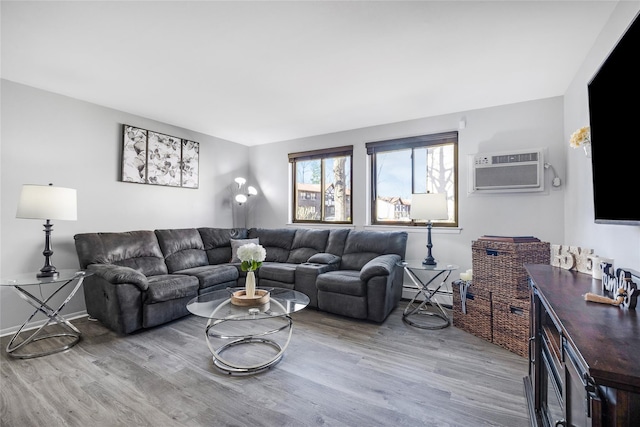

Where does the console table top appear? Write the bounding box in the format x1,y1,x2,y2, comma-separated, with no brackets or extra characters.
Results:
525,263,640,390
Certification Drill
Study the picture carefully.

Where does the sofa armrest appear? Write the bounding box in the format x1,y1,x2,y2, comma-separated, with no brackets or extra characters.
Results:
297,262,336,275
87,264,149,291
360,254,401,282
307,253,341,266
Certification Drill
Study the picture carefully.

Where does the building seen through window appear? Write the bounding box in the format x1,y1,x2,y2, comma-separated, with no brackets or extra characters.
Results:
366,132,458,227
289,146,353,224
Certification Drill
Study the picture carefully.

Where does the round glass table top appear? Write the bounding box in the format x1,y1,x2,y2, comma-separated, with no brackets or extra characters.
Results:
399,261,459,271
0,269,91,286
187,287,310,321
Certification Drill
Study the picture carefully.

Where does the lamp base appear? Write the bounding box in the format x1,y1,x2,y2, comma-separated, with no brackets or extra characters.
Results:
423,221,437,266
422,257,437,266
37,269,59,279
37,219,58,279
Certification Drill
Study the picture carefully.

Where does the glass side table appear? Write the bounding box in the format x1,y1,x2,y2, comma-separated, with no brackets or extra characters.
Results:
0,269,91,359
399,261,458,330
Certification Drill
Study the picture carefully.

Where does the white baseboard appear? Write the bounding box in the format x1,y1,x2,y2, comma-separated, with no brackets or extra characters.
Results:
0,310,89,338
402,287,452,307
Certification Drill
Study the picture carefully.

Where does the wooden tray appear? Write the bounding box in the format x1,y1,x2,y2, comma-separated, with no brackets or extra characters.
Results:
231,289,270,306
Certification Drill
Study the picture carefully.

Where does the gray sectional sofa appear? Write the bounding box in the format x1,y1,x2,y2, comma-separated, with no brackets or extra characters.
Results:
74,227,408,334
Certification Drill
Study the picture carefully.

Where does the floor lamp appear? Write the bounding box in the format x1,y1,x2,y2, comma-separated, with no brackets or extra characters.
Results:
410,193,448,265
232,177,258,229
16,184,78,278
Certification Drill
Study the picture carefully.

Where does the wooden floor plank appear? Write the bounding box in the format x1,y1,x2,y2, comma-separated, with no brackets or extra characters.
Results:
1,302,529,426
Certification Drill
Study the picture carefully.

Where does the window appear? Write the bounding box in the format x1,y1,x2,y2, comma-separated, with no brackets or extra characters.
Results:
289,146,353,224
366,131,458,226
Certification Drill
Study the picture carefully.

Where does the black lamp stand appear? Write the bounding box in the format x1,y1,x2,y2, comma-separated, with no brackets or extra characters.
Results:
37,219,58,278
422,220,437,265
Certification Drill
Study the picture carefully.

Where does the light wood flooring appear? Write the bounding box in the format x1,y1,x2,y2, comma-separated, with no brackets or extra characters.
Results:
1,302,530,427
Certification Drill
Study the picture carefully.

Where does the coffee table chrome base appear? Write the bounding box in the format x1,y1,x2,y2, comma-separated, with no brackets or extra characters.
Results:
205,314,293,375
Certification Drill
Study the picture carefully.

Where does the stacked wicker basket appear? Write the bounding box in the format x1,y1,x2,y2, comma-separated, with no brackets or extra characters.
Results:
453,236,550,357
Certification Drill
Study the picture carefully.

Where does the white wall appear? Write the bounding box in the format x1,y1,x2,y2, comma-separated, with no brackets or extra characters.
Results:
0,80,249,333
250,97,567,276
2,1,638,334
563,2,640,270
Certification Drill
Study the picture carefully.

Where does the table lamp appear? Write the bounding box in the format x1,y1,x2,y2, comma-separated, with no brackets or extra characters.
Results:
16,184,78,278
410,193,448,265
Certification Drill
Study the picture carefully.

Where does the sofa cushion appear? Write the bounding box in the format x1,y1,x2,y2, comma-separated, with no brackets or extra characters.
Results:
325,228,350,256
145,274,199,304
259,262,297,284
286,229,330,263
175,264,239,290
74,230,168,276
316,270,366,296
198,228,247,265
340,231,408,271
248,228,296,262
155,229,208,273
230,238,260,262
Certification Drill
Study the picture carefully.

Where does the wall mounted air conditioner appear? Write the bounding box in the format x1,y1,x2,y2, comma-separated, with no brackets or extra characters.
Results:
469,148,544,193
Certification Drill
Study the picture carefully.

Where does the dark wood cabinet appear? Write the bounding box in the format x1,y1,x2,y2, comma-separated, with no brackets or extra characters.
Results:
524,264,640,427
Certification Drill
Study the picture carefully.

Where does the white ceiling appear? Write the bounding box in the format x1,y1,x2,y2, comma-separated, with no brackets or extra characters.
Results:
1,1,618,146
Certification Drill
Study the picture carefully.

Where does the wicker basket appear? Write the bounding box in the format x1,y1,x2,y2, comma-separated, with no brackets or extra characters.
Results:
472,240,550,300
493,296,530,358
452,281,493,343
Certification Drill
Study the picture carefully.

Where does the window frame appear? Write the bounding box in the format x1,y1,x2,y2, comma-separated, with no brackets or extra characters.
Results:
289,145,354,224
366,131,458,227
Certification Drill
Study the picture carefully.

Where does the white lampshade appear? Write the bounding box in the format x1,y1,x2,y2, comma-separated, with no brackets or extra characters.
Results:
16,184,78,221
247,186,258,196
235,194,248,204
234,177,246,186
410,193,448,221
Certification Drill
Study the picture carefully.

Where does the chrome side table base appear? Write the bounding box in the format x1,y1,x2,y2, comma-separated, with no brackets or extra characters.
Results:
401,262,456,330
4,272,87,359
403,300,450,330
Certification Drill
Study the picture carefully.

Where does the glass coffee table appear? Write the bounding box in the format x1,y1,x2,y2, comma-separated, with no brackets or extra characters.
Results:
187,287,309,375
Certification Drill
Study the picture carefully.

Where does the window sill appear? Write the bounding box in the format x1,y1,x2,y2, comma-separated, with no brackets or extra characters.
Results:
285,223,356,230
363,224,462,234
284,223,461,234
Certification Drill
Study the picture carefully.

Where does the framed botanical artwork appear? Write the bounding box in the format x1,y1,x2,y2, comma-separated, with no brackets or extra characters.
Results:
121,125,199,188
147,131,182,186
181,140,199,188
122,125,148,183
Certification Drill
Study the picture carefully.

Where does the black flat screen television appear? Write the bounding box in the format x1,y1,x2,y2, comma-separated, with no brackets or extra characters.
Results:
587,11,640,225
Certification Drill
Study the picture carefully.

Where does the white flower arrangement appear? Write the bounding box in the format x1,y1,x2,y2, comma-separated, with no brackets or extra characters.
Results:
569,126,591,148
237,243,266,272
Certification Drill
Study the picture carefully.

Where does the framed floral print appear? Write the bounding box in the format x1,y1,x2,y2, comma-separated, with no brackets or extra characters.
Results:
122,125,147,183
121,125,199,188
181,140,199,188
147,131,182,187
